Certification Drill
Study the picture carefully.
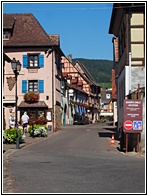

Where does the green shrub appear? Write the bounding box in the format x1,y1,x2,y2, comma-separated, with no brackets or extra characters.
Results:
3,128,23,144
28,124,48,137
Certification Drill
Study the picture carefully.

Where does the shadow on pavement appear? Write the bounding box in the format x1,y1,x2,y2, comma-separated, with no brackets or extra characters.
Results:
98,131,119,141
98,132,112,138
98,125,120,141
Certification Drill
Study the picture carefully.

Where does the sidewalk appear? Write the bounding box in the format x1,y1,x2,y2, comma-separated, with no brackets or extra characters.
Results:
3,132,52,193
3,132,49,152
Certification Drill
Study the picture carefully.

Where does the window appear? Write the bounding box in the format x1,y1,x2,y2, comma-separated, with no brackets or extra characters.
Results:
22,80,44,93
23,54,44,68
28,80,38,92
21,110,45,119
29,110,37,118
29,55,39,68
3,31,10,40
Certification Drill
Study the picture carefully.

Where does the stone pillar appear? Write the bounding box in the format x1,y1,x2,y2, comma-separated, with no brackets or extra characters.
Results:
55,105,62,131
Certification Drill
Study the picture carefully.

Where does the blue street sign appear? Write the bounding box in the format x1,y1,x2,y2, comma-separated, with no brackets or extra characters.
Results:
133,121,142,130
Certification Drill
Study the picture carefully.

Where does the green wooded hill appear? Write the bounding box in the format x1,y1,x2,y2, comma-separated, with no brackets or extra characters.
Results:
72,58,113,87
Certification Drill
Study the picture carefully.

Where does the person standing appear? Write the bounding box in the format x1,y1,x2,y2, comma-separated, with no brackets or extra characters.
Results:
21,112,29,133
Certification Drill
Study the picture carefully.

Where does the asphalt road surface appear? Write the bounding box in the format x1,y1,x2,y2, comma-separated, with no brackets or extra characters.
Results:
11,123,145,194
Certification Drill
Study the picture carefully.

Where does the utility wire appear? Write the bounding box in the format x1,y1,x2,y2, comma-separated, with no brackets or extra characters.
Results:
3,4,145,12
3,7,113,11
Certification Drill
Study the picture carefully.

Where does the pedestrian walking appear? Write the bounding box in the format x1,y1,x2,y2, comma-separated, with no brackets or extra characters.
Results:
21,112,29,133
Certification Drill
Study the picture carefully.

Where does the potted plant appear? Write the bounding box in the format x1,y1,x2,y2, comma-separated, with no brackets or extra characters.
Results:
29,115,47,125
29,116,37,125
3,128,23,144
28,125,48,137
37,116,47,125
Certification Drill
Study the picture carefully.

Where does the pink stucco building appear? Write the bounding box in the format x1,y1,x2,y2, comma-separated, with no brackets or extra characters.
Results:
3,13,64,131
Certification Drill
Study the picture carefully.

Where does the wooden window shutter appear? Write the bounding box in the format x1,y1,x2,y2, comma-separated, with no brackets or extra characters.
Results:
39,54,44,68
22,80,27,93
23,55,28,68
38,80,44,93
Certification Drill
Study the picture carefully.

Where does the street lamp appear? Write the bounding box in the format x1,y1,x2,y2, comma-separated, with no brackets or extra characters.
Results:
11,58,21,149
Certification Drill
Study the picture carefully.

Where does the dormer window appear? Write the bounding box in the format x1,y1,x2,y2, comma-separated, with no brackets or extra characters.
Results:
3,31,10,40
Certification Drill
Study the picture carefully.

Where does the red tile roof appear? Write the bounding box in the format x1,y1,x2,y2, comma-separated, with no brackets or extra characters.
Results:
67,83,87,94
3,13,55,46
71,78,78,84
75,61,100,87
77,82,83,86
62,72,68,77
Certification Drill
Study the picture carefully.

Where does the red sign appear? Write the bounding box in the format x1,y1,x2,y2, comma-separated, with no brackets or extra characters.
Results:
124,120,133,130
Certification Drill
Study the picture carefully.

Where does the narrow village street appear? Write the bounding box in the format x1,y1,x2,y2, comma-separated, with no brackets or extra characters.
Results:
3,122,145,194
3,3,146,195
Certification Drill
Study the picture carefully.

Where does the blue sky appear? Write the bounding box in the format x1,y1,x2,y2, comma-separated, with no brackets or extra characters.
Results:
3,2,114,60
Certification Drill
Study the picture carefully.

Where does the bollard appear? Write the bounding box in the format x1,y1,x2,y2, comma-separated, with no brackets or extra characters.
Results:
32,124,35,138
16,124,19,149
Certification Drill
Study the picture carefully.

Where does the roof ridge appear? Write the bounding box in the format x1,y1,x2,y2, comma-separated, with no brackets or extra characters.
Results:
4,13,33,16
76,60,98,85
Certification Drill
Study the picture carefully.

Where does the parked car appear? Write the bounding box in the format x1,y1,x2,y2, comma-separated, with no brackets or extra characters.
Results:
73,113,89,125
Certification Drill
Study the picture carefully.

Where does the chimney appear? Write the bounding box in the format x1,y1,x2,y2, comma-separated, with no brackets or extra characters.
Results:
67,54,72,63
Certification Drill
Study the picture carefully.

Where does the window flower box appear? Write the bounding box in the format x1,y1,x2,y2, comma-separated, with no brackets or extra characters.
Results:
24,92,39,102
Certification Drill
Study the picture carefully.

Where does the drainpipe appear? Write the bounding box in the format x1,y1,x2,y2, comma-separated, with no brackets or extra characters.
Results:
129,52,131,95
45,47,54,131
52,46,54,132
128,4,132,98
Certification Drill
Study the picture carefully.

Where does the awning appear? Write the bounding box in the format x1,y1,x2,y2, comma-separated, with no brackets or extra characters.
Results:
18,101,48,108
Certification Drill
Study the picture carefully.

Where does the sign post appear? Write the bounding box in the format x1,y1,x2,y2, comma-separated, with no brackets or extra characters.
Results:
123,100,142,153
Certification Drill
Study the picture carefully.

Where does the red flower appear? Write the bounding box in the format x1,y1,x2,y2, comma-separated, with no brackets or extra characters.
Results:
24,92,40,102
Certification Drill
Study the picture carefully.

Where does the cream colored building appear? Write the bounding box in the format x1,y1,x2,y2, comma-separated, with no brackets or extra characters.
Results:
109,3,145,151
